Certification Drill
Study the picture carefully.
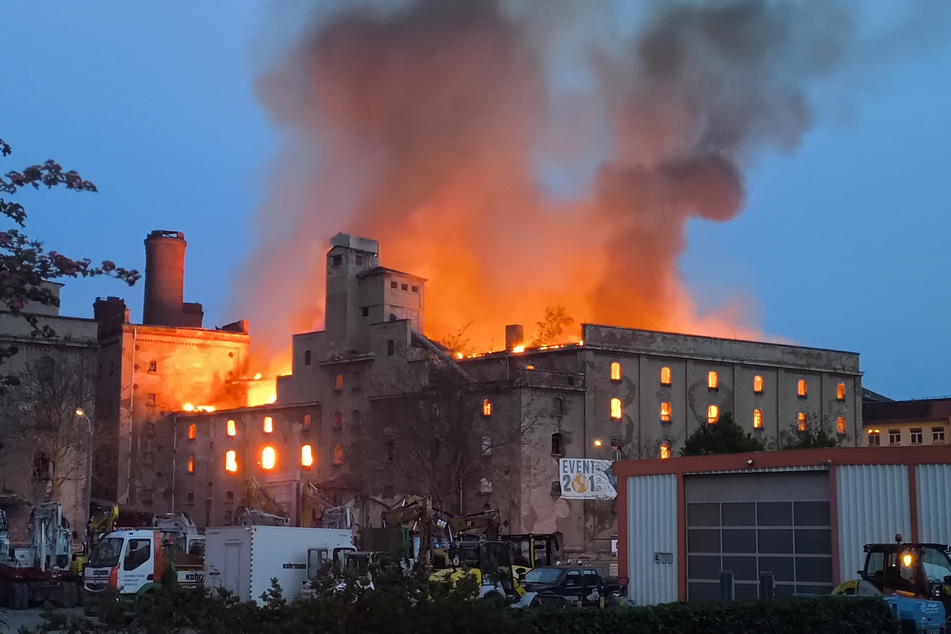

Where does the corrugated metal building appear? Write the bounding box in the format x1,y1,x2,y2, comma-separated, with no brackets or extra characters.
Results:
615,446,951,605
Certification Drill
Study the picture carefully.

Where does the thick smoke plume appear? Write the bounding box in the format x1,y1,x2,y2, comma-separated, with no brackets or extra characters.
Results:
232,0,854,369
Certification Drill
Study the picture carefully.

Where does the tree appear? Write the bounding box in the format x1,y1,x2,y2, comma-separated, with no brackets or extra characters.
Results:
0,138,139,386
680,412,766,456
531,306,575,346
774,412,844,450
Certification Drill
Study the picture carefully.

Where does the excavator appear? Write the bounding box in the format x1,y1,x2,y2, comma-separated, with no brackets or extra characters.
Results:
233,477,290,526
70,504,120,574
299,482,353,530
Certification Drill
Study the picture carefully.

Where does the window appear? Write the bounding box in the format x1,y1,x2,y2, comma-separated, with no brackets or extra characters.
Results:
482,399,492,417
334,374,343,391
553,398,563,416
707,405,719,424
610,398,622,421
352,410,361,427
401,283,408,291
187,455,195,474
303,414,312,432
610,362,621,382
551,433,564,456
387,339,395,356
550,481,561,496
301,445,314,467
304,350,312,366
565,570,582,588
933,427,946,444
386,440,395,463
888,429,901,446
482,435,492,456
753,375,763,393
334,444,343,465
332,254,342,266
187,424,196,440
361,307,369,317
226,419,236,437
660,442,671,460
660,402,671,423
148,360,157,373
868,430,881,446
798,380,807,397
123,539,151,571
837,416,847,435
187,492,196,504
263,416,273,433
708,371,718,390
334,411,343,430
910,428,922,445
261,446,276,470
225,450,238,472
797,412,806,431
753,409,763,430
661,366,671,386
837,383,846,400
352,371,362,391
390,281,398,289
147,393,156,406
411,285,419,293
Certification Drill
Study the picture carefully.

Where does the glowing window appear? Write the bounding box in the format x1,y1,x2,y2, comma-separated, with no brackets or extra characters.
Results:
482,399,492,417
837,416,846,435
187,424,196,440
301,444,314,467
753,375,763,393
798,380,807,397
610,398,622,421
334,444,343,465
868,430,880,446
610,362,621,382
660,402,671,423
187,455,195,473
708,371,718,390
334,374,343,391
837,383,846,400
797,412,806,431
261,446,276,470
707,405,719,424
303,414,312,432
753,409,763,429
263,416,273,433
225,450,237,473
334,411,343,429
661,366,671,385
226,419,236,437
660,442,671,460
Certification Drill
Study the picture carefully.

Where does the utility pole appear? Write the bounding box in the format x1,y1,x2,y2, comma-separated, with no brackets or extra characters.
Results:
74,408,93,529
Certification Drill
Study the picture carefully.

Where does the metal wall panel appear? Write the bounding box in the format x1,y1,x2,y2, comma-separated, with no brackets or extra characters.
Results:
837,465,911,583
626,474,678,605
916,464,951,543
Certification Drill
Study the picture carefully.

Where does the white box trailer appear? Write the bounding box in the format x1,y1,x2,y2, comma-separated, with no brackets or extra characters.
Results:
204,525,354,604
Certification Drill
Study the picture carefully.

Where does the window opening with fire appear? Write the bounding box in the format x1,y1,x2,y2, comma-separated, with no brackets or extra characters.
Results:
798,380,807,397
660,401,671,423
610,362,621,381
797,412,806,431
707,405,719,424
837,383,846,400
610,398,622,420
301,444,314,467
837,416,847,435
482,399,492,417
334,444,343,465
660,442,671,460
661,366,671,385
708,371,718,390
753,375,763,393
263,416,273,433
225,450,237,472
753,409,763,430
187,424,196,440
226,419,236,437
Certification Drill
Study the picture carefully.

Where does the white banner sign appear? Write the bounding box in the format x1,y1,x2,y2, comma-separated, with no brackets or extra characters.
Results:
558,458,617,500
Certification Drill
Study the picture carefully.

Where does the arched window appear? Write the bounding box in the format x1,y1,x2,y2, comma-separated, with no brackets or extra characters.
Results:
334,374,343,391
837,416,846,435
610,398,622,420
225,450,237,472
610,362,621,381
660,402,671,423
263,416,273,433
301,445,314,467
660,442,671,460
261,446,276,470
551,433,564,456
708,371,718,390
837,383,846,400
797,412,807,431
334,411,343,430
187,455,195,473
187,424,196,440
186,492,195,504
482,399,492,417
334,444,343,465
302,414,312,432
798,380,807,397
386,339,395,356
304,350,312,366
660,367,671,386
352,371,362,391
226,419,236,437
707,405,719,424
753,375,764,393
753,409,763,429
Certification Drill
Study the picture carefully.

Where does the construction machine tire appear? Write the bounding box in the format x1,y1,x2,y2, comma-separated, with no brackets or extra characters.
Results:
11,582,29,610
60,582,81,608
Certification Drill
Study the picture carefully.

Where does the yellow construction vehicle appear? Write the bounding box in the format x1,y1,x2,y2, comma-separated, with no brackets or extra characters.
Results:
233,477,290,526
300,482,352,529
430,539,526,599
70,505,119,574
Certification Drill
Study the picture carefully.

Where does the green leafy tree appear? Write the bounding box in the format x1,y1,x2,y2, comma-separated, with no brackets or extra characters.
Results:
775,412,844,450
680,412,766,456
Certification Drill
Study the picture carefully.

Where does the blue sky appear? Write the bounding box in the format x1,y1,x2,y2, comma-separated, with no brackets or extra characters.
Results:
4,2,950,400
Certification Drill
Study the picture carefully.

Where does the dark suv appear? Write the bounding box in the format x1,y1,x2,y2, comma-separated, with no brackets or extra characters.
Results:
520,565,626,607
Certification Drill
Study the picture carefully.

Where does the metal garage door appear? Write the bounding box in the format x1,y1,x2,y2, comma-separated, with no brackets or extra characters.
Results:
685,470,832,601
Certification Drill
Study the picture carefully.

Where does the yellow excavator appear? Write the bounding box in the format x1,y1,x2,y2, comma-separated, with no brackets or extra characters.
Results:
233,477,290,526
70,505,119,574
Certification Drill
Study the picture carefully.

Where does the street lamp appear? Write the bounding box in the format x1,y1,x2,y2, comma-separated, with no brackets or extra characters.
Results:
74,408,93,530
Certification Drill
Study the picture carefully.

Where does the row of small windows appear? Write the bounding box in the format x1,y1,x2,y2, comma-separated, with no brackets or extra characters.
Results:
211,444,340,474
187,410,353,439
867,427,945,446
610,362,847,400
389,280,420,293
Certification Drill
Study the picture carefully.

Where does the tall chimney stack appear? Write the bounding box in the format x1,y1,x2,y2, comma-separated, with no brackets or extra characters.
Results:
505,324,524,350
143,230,186,327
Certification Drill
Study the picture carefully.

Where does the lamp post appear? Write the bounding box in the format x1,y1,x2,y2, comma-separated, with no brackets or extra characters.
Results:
74,408,93,529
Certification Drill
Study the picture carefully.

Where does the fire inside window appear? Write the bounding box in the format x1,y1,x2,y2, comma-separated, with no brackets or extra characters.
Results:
835,416,846,435
334,411,343,430
334,374,343,391
610,362,621,381
660,401,671,423
753,375,763,393
660,442,671,460
334,444,343,465
867,429,881,446
610,398,622,421
660,366,671,385
301,444,314,467
187,424,196,440
225,450,238,472
261,446,276,470
707,405,719,424
226,419,236,437
708,371,718,390
837,383,846,400
798,380,807,397
303,414,312,432
263,416,273,433
797,412,806,431
187,455,195,474
753,409,763,430
482,399,492,417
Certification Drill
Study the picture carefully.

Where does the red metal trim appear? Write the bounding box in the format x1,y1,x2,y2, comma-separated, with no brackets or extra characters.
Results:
677,473,687,601
829,465,840,583
617,472,628,585
908,464,919,543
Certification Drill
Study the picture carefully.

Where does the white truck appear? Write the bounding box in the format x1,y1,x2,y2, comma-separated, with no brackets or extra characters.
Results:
203,525,354,604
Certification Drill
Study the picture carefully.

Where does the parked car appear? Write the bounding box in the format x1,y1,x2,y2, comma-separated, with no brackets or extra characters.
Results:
519,565,627,608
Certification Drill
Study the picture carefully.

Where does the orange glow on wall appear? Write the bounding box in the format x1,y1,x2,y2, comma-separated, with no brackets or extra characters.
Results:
837,383,846,400
610,362,621,381
797,412,806,431
660,401,671,422
660,443,671,460
482,399,492,417
334,444,343,465
798,380,807,397
301,444,314,467
753,409,763,429
708,371,718,389
753,375,763,393
660,367,671,385
225,450,237,472
263,416,273,433
187,424,196,440
226,419,236,437
707,405,719,424
610,398,622,420
261,446,276,470
837,416,846,434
